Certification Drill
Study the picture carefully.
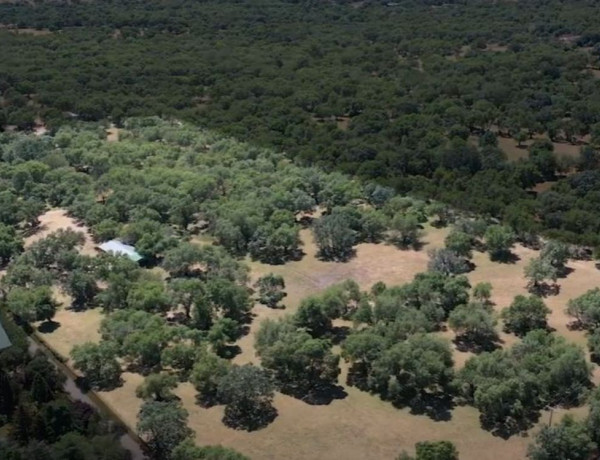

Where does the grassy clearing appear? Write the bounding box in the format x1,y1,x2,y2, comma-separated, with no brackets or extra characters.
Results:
496,136,582,162
33,212,600,460
25,208,97,256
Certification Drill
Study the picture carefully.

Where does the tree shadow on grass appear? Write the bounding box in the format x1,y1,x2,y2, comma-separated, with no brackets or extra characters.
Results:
38,320,61,334
285,383,348,406
406,393,455,422
556,266,574,279
216,345,242,360
567,320,587,331
75,375,124,393
330,325,351,345
490,251,520,264
528,282,560,298
223,402,278,431
316,248,357,263
482,412,538,439
195,393,220,409
453,334,503,354
392,239,427,252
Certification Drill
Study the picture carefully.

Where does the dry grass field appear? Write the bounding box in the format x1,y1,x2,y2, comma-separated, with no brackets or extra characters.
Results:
24,208,97,256
496,136,581,162
32,210,600,460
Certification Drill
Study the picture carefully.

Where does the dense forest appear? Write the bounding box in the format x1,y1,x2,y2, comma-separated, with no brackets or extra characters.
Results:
1,0,600,245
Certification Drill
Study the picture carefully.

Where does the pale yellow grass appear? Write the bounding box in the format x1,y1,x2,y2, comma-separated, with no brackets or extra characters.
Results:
98,372,145,429
467,244,600,348
235,225,449,365
36,306,103,364
176,378,531,460
25,208,97,256
37,220,600,460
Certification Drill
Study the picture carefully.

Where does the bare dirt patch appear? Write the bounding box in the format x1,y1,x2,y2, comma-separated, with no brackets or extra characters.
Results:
25,208,97,256
106,123,120,142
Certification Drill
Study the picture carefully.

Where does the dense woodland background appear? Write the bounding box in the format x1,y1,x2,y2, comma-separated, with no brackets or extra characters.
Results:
1,0,600,246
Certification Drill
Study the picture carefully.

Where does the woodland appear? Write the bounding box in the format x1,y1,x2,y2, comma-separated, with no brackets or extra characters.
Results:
1,1,600,459
0,0,600,245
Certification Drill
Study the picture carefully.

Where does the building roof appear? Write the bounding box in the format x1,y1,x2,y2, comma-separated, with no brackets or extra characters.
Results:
0,319,11,351
98,240,143,262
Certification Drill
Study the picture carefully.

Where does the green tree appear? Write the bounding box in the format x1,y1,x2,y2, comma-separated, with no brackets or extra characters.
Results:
527,415,594,460
566,288,600,330
444,230,473,258
127,279,171,313
389,213,422,249
162,243,202,277
539,240,570,274
207,317,240,357
0,223,23,266
472,282,492,304
313,213,356,261
414,441,459,460
205,278,251,323
427,248,469,276
71,342,122,390
524,257,557,294
169,278,206,320
502,295,550,336
136,373,178,401
66,269,99,309
484,225,515,261
254,273,286,308
258,329,340,398
448,302,498,350
217,365,276,431
172,439,249,460
248,223,301,264
6,286,58,323
190,348,230,405
137,400,192,460
294,297,332,337
161,343,198,378
368,334,454,406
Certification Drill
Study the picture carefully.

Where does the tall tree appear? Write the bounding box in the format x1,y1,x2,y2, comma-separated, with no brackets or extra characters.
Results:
137,400,193,460
217,365,276,431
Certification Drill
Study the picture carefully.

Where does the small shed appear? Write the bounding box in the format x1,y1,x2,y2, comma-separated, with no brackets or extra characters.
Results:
0,319,11,351
98,240,143,262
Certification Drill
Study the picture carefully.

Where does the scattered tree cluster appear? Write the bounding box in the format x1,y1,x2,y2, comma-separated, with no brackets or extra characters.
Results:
454,330,590,436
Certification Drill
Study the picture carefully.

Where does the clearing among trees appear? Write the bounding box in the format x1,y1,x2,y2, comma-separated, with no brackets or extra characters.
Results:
3,120,600,460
